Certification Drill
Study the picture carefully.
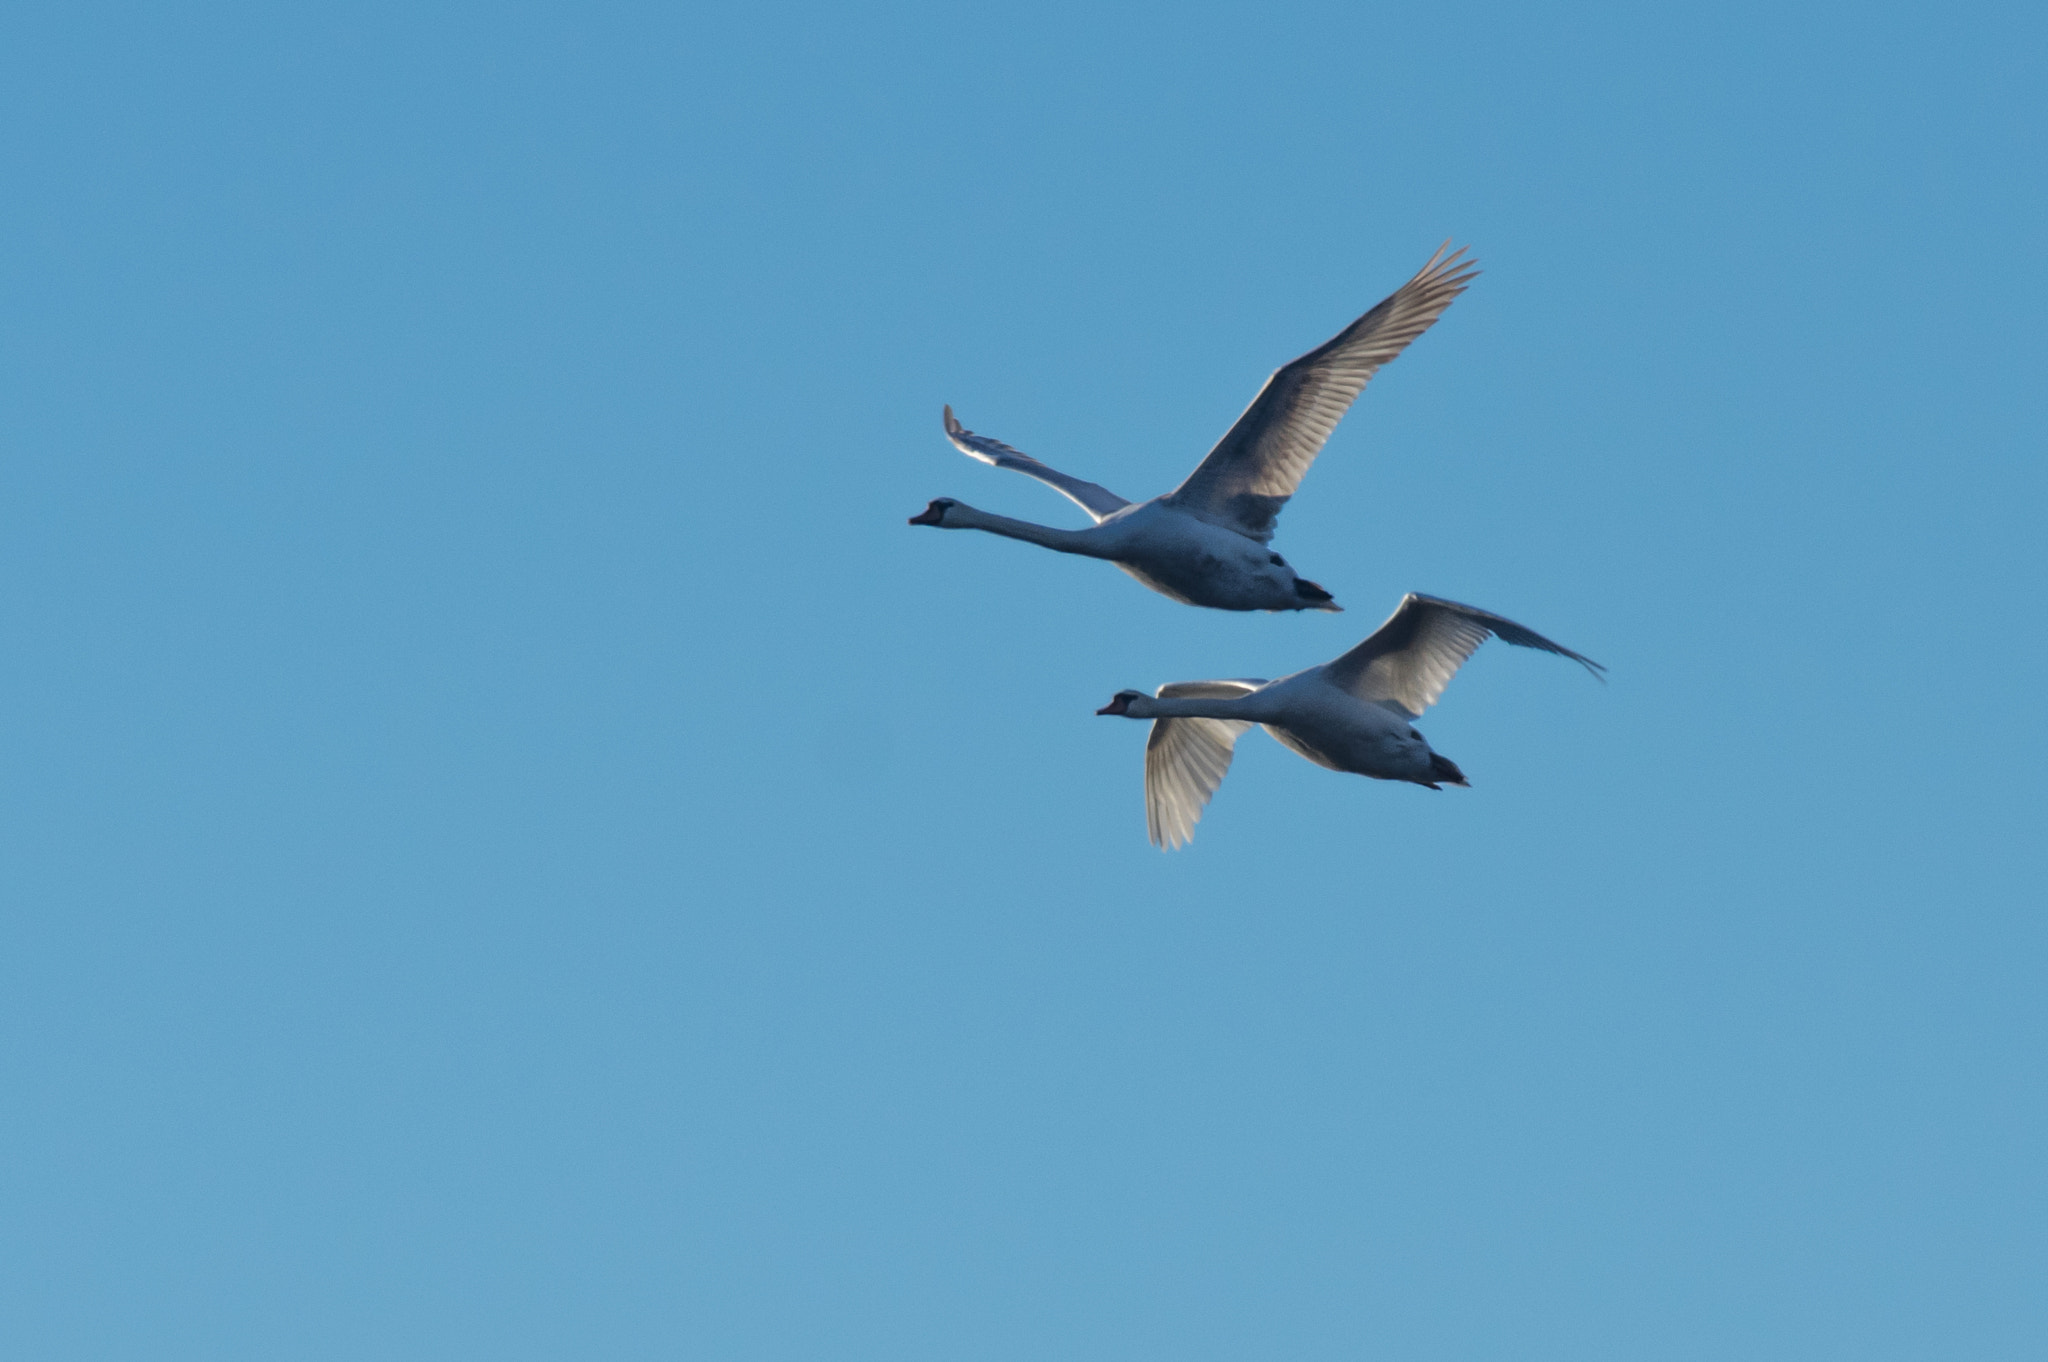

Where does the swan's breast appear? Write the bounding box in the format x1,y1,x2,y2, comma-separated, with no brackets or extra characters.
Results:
1266,690,1428,779
1105,505,1285,609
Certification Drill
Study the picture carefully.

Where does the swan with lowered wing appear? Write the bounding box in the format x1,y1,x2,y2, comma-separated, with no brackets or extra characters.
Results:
1096,593,1603,847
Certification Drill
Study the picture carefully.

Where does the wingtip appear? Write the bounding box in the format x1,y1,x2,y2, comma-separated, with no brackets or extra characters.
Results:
942,404,960,434
1561,644,1608,680
1425,240,1480,285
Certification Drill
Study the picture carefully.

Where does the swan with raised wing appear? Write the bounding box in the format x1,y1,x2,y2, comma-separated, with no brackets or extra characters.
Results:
1096,593,1603,847
909,245,1478,612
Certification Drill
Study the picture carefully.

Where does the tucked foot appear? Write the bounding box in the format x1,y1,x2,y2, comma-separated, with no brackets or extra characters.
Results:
1293,577,1339,610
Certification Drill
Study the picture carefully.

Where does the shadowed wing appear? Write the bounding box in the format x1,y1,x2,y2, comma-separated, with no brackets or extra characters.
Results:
1323,594,1604,719
943,406,1131,522
1144,680,1267,850
1165,244,1480,542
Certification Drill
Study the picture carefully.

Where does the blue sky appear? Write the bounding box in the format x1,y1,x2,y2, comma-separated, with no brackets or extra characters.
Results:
1,1,2043,1357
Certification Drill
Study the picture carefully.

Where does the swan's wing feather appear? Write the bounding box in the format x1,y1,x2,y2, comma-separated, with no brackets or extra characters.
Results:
943,406,1130,523
1165,245,1479,542
1156,681,1270,698
1324,594,1604,718
1144,680,1265,850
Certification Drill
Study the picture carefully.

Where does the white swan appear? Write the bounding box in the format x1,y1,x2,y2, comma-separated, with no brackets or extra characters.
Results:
1095,593,1603,847
910,245,1479,612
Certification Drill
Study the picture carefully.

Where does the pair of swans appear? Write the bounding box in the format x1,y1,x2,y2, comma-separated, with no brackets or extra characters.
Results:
912,245,1602,847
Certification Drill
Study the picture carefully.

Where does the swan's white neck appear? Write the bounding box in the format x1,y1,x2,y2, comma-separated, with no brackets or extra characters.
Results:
943,502,1105,556
1131,694,1267,722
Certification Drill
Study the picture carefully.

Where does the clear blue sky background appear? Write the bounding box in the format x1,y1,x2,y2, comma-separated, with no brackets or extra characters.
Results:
1,2,2043,1357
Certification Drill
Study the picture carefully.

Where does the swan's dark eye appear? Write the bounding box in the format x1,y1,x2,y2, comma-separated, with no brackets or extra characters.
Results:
1269,554,1285,566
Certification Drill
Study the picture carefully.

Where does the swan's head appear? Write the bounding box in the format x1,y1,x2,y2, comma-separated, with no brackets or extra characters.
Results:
1096,689,1148,717
907,498,956,527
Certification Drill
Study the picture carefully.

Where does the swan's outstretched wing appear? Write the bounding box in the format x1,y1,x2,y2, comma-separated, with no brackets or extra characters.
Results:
943,406,1131,523
1323,594,1603,719
1166,245,1479,542
1144,680,1266,850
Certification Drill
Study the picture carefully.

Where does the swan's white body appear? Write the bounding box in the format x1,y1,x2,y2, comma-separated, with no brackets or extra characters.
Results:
1098,594,1604,848
911,245,1479,613
931,499,1305,610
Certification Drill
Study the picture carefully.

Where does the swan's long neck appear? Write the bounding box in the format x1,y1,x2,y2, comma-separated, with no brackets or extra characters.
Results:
945,502,1105,556
1138,695,1267,722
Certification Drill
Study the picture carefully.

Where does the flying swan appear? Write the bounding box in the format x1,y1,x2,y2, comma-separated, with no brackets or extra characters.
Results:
1096,593,1603,847
909,245,1479,612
